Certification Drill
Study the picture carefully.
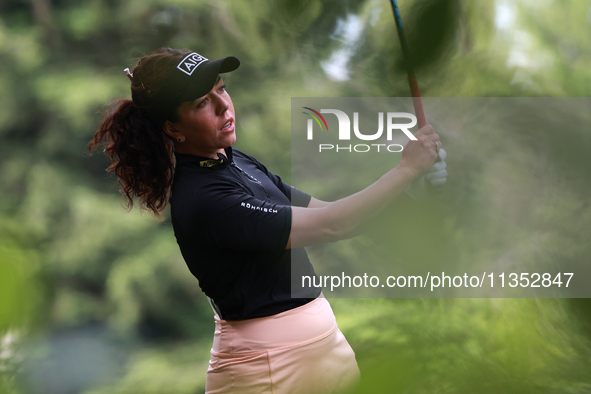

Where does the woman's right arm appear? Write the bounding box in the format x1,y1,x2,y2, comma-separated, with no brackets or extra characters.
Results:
286,124,440,249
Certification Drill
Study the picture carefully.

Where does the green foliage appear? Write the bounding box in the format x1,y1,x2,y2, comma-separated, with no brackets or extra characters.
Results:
331,298,591,393
81,341,211,394
0,217,42,330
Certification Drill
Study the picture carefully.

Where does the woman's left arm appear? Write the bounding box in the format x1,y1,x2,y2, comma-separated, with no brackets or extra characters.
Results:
307,197,330,208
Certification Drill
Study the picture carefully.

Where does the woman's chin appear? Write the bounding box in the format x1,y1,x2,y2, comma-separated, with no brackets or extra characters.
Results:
224,134,237,147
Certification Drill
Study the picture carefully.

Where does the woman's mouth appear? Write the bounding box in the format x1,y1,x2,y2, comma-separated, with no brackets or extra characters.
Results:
221,119,234,132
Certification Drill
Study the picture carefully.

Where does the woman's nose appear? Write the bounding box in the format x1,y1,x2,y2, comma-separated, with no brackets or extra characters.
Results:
215,94,230,114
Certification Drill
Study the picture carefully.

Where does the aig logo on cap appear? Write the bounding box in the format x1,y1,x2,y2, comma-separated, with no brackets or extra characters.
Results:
177,53,208,76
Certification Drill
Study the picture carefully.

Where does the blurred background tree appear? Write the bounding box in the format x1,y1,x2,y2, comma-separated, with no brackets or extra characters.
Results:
1,0,590,393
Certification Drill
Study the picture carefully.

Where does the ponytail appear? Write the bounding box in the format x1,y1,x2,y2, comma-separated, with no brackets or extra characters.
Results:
90,48,191,216
89,99,175,217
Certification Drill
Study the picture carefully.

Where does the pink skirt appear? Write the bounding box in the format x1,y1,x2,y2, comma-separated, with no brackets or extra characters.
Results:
206,297,360,394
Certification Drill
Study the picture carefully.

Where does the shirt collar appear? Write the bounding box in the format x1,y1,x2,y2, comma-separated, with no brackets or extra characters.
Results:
175,146,233,170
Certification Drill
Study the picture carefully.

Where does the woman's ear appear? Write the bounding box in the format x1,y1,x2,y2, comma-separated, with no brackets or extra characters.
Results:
163,120,185,142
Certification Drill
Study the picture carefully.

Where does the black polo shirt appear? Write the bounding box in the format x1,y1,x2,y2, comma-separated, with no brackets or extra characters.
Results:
170,147,320,320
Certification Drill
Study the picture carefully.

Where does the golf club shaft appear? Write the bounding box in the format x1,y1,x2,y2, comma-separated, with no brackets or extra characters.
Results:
389,0,427,129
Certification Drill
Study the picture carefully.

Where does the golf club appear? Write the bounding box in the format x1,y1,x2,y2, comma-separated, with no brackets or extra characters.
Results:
389,0,427,129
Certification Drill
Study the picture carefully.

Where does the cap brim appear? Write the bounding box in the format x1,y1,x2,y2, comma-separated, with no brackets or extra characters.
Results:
179,56,240,103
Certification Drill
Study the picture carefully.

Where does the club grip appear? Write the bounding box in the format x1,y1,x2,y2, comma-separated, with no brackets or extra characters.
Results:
408,74,427,129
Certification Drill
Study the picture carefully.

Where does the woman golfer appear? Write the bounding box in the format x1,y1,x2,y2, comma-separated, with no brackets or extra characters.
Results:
89,47,443,394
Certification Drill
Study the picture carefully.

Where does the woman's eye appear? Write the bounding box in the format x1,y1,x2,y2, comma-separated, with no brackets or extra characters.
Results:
197,99,208,107
218,85,226,92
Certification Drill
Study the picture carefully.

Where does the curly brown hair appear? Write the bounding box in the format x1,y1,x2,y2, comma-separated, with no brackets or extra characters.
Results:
88,48,191,217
